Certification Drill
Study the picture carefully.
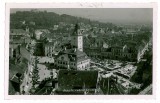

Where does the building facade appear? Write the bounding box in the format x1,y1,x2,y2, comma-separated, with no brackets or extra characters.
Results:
54,48,90,70
9,44,21,59
54,24,90,70
44,41,58,57
84,41,139,62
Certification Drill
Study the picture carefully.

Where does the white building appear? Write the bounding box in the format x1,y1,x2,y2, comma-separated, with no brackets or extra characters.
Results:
54,48,90,70
34,30,43,40
54,24,90,70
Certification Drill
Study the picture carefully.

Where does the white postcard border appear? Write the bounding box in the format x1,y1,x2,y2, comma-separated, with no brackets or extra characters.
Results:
4,2,157,100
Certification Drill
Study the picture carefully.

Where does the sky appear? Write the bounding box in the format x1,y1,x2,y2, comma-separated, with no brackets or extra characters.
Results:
10,8,153,24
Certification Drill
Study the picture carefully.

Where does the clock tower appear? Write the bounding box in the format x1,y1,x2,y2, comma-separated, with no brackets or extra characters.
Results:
71,24,83,52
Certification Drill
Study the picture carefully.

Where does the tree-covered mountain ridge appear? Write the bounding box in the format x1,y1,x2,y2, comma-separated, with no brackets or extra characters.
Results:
10,10,115,29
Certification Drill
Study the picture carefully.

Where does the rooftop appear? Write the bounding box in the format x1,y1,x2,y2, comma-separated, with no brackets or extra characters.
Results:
9,44,19,49
63,49,87,58
56,48,90,62
58,70,98,90
10,29,28,35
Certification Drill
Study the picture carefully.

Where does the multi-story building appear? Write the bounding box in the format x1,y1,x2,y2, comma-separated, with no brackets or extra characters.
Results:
9,44,21,59
54,24,90,70
101,44,138,61
84,35,149,62
44,37,63,57
44,41,58,57
10,29,30,44
54,48,90,70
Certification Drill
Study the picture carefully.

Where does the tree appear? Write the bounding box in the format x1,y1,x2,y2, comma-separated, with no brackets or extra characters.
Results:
32,56,39,86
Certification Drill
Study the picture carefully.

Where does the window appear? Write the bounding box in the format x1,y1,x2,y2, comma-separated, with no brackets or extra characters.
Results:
61,57,64,60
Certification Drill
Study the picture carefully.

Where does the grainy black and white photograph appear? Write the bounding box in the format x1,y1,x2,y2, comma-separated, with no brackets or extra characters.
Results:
8,7,153,95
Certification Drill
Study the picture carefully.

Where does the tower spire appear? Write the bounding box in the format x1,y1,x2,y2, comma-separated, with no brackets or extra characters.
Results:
71,23,83,52
72,23,80,35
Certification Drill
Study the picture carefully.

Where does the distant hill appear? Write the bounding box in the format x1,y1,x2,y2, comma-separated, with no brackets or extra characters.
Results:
10,10,115,29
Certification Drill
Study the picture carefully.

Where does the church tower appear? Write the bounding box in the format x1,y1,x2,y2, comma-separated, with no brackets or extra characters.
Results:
71,24,83,52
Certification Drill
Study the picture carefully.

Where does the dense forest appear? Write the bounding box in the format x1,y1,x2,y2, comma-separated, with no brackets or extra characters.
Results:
10,10,115,29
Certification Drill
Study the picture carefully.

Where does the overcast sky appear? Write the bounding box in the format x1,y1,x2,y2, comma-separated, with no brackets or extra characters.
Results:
11,8,153,24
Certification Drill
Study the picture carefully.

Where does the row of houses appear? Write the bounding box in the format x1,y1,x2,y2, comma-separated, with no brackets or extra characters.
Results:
84,44,138,62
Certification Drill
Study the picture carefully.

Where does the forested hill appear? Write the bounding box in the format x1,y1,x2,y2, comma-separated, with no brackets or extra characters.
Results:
10,10,115,29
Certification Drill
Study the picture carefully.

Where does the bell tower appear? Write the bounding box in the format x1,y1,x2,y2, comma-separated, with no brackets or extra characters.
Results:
71,24,83,52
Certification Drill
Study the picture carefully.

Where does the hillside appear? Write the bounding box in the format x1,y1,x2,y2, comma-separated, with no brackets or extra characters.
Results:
10,10,115,29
